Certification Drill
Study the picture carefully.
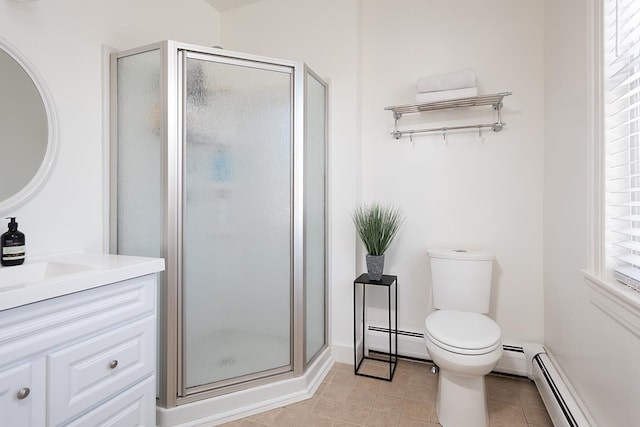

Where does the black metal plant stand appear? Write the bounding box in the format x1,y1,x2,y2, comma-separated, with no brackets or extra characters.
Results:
353,273,398,381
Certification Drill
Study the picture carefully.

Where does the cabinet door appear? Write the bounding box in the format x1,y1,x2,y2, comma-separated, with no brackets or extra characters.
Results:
0,358,45,426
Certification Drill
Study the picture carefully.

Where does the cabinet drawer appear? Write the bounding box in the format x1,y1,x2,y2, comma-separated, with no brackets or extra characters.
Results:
0,275,156,367
65,376,155,427
48,317,155,426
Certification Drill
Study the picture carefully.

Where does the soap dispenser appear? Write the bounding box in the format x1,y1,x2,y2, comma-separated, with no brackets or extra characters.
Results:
1,217,25,266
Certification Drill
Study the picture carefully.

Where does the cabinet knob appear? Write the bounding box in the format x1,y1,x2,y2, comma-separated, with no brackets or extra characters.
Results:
109,360,118,369
17,388,30,400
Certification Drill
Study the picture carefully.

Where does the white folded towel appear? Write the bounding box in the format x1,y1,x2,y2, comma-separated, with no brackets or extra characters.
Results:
416,69,476,93
415,87,478,103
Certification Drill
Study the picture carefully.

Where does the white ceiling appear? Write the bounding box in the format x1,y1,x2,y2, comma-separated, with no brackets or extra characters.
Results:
204,0,264,12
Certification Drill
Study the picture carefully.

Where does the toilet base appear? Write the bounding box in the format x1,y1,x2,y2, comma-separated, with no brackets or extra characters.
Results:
436,370,489,427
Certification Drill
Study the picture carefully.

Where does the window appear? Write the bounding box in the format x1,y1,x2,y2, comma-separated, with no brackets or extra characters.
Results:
605,0,640,291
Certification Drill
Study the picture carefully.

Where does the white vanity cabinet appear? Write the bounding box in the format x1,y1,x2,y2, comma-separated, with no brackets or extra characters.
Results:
0,273,158,427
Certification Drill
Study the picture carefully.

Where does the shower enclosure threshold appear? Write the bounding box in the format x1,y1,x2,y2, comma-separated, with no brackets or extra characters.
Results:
156,348,334,427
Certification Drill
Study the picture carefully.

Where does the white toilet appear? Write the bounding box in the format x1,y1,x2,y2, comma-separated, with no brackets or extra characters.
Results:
424,249,502,427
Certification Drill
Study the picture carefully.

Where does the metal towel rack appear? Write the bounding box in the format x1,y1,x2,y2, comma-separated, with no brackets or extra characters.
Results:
384,92,512,140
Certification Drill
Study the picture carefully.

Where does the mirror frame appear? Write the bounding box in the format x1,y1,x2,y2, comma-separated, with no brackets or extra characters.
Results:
0,37,58,213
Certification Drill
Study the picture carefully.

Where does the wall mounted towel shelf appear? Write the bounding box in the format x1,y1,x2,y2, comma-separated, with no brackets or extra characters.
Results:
384,92,512,140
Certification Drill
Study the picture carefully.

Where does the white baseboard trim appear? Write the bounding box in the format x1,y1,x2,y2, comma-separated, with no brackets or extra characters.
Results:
156,348,334,426
331,340,356,365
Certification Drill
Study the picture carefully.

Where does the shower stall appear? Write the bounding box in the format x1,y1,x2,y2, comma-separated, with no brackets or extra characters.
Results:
109,41,328,419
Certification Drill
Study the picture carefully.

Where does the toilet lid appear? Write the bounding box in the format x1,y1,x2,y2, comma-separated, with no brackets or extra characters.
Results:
425,310,501,355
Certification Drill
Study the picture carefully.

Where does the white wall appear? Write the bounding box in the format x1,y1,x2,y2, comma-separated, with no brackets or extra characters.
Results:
544,1,640,425
0,0,220,256
359,0,544,344
222,0,545,359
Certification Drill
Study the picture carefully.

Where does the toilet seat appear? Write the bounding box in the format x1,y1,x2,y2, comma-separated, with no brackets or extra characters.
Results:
425,310,501,355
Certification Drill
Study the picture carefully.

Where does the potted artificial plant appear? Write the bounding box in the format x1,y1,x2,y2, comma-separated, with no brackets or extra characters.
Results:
352,203,403,281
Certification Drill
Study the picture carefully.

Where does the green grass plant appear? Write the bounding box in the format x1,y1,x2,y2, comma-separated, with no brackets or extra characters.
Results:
352,203,403,256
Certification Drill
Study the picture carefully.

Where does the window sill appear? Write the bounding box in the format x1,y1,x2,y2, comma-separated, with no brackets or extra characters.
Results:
583,270,640,338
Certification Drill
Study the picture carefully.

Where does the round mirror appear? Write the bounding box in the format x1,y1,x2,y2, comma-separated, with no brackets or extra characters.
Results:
0,38,57,213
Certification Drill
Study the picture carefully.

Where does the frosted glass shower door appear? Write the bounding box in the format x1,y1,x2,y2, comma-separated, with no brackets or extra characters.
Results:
181,53,293,391
304,69,327,364
114,49,162,259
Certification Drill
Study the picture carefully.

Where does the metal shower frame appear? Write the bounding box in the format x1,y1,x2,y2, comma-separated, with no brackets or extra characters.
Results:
109,41,329,408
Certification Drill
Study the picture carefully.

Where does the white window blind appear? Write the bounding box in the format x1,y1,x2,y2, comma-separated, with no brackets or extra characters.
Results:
605,0,640,291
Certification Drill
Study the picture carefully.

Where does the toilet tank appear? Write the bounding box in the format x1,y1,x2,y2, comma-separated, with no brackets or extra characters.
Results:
428,248,494,313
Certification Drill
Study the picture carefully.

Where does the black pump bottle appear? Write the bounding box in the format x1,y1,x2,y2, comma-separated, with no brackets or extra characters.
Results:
1,217,25,266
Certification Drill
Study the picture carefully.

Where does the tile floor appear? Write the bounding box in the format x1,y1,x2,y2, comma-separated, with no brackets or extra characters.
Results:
220,359,553,427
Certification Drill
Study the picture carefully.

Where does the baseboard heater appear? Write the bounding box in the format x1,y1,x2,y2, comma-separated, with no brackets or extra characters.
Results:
524,344,593,427
366,326,594,426
365,325,527,375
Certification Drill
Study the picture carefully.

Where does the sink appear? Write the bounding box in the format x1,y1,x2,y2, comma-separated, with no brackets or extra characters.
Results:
0,253,164,312
0,261,96,290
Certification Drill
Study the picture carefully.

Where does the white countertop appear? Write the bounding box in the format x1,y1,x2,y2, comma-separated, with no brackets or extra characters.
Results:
0,252,165,311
